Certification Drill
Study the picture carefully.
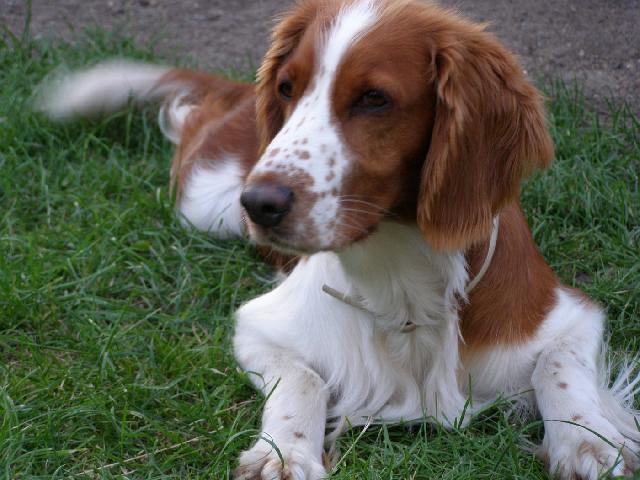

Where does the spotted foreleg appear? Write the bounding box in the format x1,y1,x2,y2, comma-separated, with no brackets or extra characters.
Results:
233,320,328,480
532,304,639,479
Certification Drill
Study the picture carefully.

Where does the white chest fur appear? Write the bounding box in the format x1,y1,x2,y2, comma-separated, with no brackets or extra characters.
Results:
235,223,471,425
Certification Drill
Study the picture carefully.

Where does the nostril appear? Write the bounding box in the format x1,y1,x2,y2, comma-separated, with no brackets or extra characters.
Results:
241,184,294,228
263,187,293,214
263,203,281,215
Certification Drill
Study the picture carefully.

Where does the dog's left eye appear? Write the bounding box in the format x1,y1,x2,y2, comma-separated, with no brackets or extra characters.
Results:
278,81,294,100
352,90,390,113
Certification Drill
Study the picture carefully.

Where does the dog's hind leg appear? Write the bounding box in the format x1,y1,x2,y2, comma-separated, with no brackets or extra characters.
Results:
168,87,258,239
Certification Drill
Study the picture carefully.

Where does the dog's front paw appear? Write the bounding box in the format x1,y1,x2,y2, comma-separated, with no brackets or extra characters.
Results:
235,439,327,480
540,423,639,479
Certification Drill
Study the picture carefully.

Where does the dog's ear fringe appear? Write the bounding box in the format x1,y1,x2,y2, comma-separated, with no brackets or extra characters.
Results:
417,14,554,251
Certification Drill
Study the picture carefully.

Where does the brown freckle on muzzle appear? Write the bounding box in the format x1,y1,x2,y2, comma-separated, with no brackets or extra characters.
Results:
287,166,315,188
325,172,335,181
269,148,280,157
295,149,311,160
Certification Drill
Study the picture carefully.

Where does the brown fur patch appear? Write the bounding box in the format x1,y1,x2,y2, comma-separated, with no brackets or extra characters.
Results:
460,204,558,350
412,3,554,251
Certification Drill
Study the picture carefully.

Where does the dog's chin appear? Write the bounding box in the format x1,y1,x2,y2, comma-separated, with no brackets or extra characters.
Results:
246,226,320,255
248,224,376,257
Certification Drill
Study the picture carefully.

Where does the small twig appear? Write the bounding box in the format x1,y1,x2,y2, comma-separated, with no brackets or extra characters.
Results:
322,284,371,314
213,399,254,417
322,285,418,333
72,427,222,477
332,416,373,473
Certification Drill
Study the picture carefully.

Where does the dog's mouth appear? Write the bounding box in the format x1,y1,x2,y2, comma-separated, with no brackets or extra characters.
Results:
245,222,324,256
246,217,380,257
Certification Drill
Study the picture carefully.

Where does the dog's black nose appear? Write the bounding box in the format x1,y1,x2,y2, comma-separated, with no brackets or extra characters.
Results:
240,184,294,227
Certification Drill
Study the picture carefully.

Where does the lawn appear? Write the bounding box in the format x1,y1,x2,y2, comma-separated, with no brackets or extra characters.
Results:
1,26,639,480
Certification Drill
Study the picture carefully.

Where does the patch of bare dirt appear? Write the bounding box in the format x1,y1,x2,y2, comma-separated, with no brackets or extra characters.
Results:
2,0,639,115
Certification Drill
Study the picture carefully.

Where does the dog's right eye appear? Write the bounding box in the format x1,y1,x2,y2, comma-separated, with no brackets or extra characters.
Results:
278,81,293,100
351,89,391,115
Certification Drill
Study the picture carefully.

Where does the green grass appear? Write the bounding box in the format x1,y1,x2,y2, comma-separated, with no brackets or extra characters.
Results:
0,28,638,479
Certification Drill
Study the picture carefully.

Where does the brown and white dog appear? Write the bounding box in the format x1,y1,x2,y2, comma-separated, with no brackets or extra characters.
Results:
39,0,639,478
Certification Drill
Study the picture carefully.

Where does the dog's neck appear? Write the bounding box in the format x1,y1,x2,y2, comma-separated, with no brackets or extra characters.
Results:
336,222,469,331
330,221,469,423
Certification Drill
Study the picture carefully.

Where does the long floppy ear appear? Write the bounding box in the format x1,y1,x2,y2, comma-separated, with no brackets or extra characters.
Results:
417,19,554,251
256,2,317,155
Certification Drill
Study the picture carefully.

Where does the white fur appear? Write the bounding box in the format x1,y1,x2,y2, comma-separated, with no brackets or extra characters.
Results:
178,158,245,238
249,1,379,249
158,93,195,145
234,222,471,478
236,223,469,426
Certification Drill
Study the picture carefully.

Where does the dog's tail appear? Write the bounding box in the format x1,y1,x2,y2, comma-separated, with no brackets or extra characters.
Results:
35,59,243,144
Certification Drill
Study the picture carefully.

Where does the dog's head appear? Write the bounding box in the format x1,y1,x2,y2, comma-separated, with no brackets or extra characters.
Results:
241,0,553,254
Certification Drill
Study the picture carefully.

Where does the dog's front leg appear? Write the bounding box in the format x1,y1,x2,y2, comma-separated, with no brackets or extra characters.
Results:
234,332,329,480
531,313,639,479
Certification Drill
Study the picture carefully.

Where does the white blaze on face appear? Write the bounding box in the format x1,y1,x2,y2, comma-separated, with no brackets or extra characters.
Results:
252,0,379,248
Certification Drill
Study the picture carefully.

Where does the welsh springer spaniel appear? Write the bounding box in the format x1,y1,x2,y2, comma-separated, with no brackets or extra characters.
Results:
40,0,639,478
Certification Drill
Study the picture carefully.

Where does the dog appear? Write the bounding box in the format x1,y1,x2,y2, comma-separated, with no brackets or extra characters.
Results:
38,0,639,478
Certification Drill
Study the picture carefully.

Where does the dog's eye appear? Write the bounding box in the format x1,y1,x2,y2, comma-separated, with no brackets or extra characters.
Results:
352,90,390,113
278,81,293,100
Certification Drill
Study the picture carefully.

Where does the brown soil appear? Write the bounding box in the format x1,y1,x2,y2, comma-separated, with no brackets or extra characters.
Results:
2,0,639,115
